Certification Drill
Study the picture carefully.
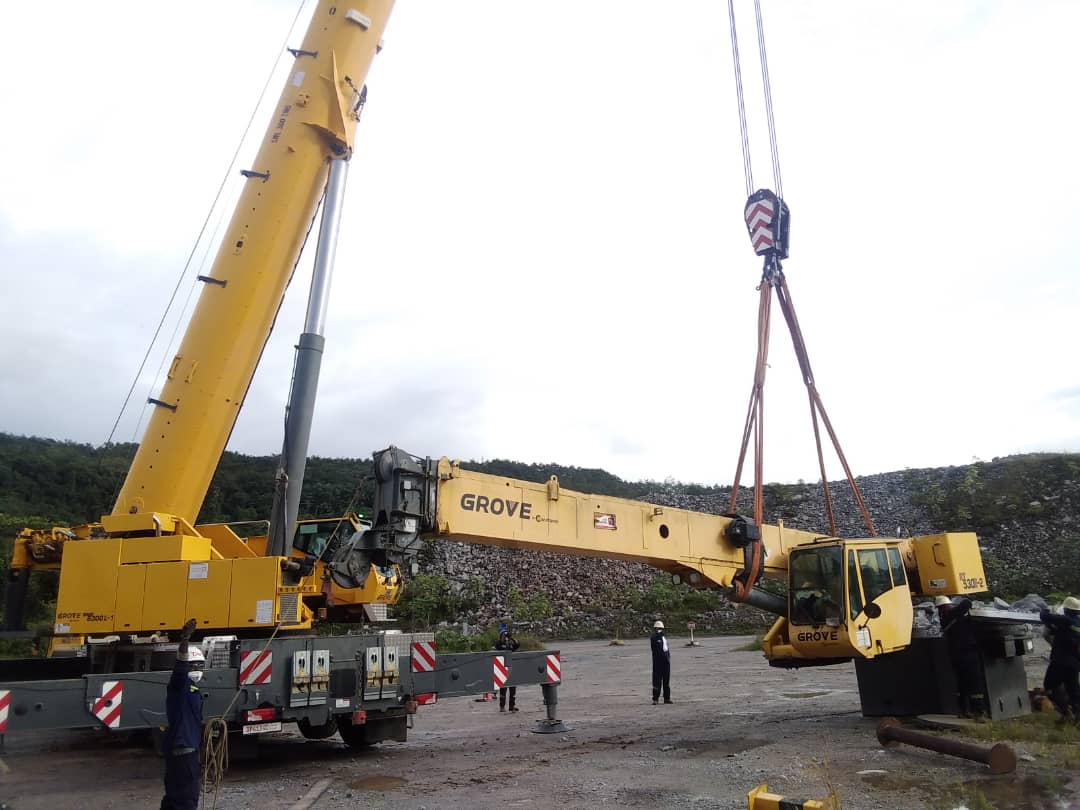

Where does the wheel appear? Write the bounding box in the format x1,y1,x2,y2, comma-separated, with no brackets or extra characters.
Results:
297,716,338,740
336,714,376,749
335,712,408,748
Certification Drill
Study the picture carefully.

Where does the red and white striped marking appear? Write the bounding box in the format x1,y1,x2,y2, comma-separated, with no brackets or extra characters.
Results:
745,197,776,255
0,689,10,733
545,653,561,683
240,650,273,685
493,655,508,690
411,640,437,673
415,692,438,706
92,681,123,729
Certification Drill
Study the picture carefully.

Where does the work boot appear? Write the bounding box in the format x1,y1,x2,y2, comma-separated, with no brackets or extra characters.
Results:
509,706,519,713
499,705,506,713
652,698,658,705
664,699,673,704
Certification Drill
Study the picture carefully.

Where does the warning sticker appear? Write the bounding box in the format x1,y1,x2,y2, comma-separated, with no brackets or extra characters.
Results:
189,562,209,580
255,599,273,624
594,513,617,530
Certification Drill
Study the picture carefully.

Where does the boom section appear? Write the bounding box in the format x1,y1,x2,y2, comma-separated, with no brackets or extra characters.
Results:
367,449,826,589
113,0,395,523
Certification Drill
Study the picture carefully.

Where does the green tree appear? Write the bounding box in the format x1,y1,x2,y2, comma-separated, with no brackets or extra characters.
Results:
389,574,460,629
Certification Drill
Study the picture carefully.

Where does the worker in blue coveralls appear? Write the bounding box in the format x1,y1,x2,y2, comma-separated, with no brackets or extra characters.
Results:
650,620,672,705
494,627,521,712
1040,596,1080,722
161,618,205,810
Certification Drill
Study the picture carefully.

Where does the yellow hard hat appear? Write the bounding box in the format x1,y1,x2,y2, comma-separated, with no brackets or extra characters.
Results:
1063,596,1080,612
934,596,951,607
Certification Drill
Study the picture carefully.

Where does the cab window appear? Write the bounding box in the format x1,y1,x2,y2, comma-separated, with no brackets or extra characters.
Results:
887,546,907,587
789,546,843,626
847,551,864,620
293,520,345,558
857,548,892,604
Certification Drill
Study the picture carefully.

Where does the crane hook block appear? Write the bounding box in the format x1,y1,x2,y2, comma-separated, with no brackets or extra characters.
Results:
744,189,790,261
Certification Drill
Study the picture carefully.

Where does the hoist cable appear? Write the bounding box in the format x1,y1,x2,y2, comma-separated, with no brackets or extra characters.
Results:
727,0,754,197
753,0,783,199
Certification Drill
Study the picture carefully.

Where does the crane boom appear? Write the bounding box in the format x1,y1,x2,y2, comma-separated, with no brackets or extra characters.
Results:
3,2,401,640
349,447,991,668
113,1,394,525
433,458,814,586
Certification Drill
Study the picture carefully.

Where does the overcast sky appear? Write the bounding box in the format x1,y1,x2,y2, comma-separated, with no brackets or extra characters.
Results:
1,1,1077,487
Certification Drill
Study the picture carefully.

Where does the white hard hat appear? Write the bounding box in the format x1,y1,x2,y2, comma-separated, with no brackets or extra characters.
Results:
181,646,206,664
934,596,951,607
1063,596,1080,613
653,620,665,629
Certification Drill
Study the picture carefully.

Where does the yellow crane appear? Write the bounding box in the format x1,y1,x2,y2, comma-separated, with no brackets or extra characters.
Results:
363,448,988,668
4,1,401,646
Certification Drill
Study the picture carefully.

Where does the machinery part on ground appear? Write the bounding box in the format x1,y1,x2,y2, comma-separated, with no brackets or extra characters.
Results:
747,783,827,809
532,682,572,735
876,717,1017,774
855,622,1034,721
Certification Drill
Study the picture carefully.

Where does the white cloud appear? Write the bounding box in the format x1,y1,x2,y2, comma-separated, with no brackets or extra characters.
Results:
1,1,1077,491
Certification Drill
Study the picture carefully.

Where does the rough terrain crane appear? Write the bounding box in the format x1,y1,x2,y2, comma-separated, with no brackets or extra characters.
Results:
352,446,1038,720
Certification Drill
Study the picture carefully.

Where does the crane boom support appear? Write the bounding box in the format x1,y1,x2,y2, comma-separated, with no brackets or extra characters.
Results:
113,1,394,524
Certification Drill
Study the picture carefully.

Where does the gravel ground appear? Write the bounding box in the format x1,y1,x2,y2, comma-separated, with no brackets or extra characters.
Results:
2,637,1076,810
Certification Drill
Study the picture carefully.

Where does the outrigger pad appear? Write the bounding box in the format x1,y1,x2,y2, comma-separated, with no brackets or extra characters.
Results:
532,719,573,734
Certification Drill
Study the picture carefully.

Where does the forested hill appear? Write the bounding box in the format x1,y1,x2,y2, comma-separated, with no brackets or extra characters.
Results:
0,434,663,534
2,433,1079,636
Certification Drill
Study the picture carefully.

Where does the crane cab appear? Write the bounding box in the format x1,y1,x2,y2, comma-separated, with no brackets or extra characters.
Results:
764,539,915,666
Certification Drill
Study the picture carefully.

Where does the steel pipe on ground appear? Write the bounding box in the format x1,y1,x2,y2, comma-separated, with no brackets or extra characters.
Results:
876,717,1016,774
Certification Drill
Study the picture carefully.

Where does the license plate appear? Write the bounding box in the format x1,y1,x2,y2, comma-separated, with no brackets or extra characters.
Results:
242,721,282,735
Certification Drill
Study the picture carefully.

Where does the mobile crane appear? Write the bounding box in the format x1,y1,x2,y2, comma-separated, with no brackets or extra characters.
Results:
0,0,562,746
0,0,1035,749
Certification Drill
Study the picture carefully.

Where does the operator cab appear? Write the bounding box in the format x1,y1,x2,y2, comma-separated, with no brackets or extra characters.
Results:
783,541,914,662
292,515,371,560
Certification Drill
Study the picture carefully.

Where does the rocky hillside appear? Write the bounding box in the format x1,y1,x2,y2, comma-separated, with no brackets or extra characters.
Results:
419,454,1080,637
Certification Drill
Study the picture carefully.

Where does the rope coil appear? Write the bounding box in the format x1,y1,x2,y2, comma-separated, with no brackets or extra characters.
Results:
201,624,282,809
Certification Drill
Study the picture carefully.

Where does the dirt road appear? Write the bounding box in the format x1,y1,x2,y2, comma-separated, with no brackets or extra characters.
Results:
2,637,1076,809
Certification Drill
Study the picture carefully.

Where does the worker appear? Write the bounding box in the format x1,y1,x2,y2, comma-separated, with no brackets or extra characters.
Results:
161,618,205,810
494,628,520,712
650,620,672,705
1039,596,1080,722
793,573,840,625
935,596,985,719
793,578,824,624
